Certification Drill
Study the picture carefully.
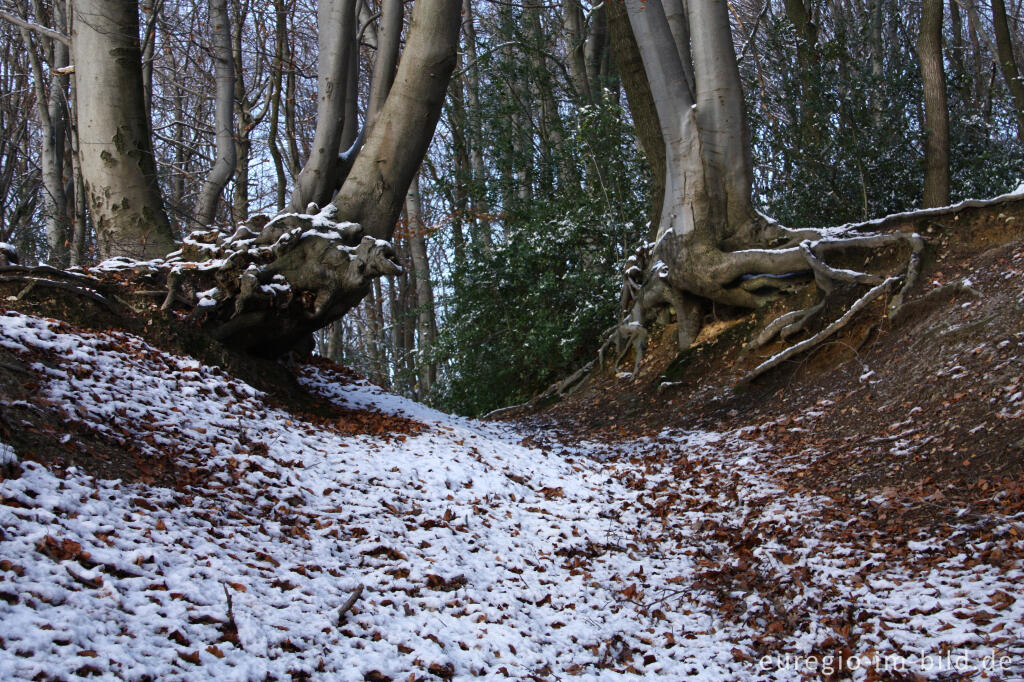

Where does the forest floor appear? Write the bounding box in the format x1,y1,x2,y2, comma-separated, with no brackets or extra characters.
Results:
0,194,1022,681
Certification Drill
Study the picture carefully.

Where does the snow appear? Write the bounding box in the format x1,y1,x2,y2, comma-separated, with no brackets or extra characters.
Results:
0,441,15,466
0,310,1021,680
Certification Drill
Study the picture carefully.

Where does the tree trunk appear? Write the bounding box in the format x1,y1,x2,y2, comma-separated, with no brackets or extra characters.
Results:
288,0,357,211
784,0,823,148
140,1,155,127
19,7,69,266
193,0,237,226
326,319,344,362
72,0,175,259
66,0,88,265
595,0,926,381
991,0,1024,142
461,0,493,253
948,0,972,104
869,0,885,126
406,173,437,396
967,5,986,105
606,0,665,234
367,0,404,131
563,0,593,103
340,36,360,153
585,5,608,95
917,0,950,207
267,0,288,211
332,0,461,240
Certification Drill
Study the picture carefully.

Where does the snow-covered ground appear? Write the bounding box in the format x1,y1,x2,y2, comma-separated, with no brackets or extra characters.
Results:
0,310,1021,680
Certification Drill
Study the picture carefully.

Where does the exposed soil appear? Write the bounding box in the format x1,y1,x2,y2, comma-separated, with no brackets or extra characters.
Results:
524,195,1024,535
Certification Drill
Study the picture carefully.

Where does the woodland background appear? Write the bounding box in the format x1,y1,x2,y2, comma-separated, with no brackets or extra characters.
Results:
0,0,1022,415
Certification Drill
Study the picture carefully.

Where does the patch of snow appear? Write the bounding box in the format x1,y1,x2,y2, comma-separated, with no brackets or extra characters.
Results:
0,310,1021,680
0,442,15,466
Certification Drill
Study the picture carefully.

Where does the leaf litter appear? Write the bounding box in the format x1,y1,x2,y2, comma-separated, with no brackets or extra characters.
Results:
0,309,1021,680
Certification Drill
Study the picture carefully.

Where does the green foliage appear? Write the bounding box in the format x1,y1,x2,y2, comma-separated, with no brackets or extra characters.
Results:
948,116,1024,204
435,204,638,417
742,10,1023,229
429,4,1024,416
433,90,648,416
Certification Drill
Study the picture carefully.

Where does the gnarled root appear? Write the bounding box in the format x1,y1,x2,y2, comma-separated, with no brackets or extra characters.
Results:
745,231,924,352
166,204,401,356
737,277,897,386
606,223,925,386
5,204,401,358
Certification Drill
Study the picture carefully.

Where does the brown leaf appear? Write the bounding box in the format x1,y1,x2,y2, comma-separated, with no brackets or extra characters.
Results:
178,651,201,665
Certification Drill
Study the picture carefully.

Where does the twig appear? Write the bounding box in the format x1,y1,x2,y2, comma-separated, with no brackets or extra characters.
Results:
0,9,70,46
337,584,363,624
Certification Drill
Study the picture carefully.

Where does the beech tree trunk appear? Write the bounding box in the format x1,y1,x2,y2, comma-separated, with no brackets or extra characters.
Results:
288,0,358,211
461,0,494,253
18,2,69,265
72,0,176,259
267,0,289,211
563,0,592,103
588,0,926,385
332,0,461,240
193,0,237,226
406,173,437,396
366,0,404,132
917,0,950,207
606,0,665,233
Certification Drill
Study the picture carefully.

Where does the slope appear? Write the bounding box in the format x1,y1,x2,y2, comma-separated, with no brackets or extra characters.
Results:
0,305,1022,680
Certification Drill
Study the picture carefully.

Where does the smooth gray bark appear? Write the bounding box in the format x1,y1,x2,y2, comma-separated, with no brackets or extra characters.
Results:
19,3,69,265
606,0,665,232
267,0,289,211
661,0,694,99
562,0,592,102
288,0,357,211
72,0,176,259
584,4,608,92
406,173,437,396
367,0,403,131
332,0,461,240
193,0,237,226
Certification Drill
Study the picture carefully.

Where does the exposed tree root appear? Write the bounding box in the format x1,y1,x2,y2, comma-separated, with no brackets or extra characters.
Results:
737,277,897,385
1,205,400,358
549,217,927,396
600,224,922,382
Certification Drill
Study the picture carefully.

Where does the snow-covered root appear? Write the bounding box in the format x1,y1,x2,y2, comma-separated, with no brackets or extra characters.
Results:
0,264,123,314
0,205,401,358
